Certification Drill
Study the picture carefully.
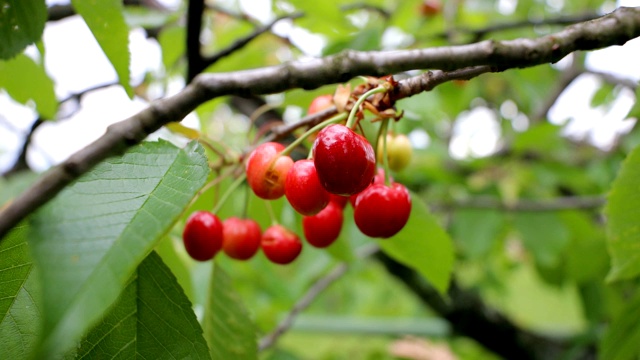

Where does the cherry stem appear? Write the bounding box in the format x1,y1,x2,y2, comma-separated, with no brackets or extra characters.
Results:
264,200,278,226
211,173,247,214
379,118,391,187
345,86,387,129
279,113,347,157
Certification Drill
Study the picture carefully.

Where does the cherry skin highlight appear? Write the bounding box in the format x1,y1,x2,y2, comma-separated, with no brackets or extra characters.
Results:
312,124,376,196
182,211,224,261
246,142,294,200
303,201,343,248
261,225,303,265
354,182,411,238
222,217,262,260
285,159,330,216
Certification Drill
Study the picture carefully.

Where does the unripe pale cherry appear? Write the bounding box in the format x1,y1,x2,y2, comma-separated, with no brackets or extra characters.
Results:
246,142,294,200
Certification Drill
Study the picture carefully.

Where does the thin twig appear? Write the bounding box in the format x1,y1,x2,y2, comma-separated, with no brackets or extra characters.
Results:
258,244,380,352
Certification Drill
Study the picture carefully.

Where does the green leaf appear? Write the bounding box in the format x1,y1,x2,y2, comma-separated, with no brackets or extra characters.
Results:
73,252,210,359
605,145,640,282
600,291,640,360
159,26,185,71
451,208,504,258
378,192,454,294
0,0,47,59
590,82,616,108
28,140,209,357
0,223,42,360
71,0,132,97
0,53,57,118
204,264,258,360
514,212,570,267
155,235,195,304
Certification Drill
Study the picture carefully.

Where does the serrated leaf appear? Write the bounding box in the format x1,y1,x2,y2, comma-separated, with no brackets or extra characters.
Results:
73,252,210,359
71,0,132,97
0,53,57,118
605,145,640,282
0,223,42,360
378,192,454,294
204,264,258,360
28,140,209,357
514,212,570,267
0,0,46,59
600,291,640,360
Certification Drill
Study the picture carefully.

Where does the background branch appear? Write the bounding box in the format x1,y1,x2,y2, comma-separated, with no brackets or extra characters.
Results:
1,7,639,240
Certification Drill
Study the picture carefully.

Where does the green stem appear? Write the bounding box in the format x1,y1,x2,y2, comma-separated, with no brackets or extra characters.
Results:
345,86,387,129
265,200,278,226
279,113,347,156
211,173,247,214
380,119,391,187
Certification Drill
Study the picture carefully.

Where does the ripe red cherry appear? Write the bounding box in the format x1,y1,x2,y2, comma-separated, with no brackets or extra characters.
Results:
312,124,376,196
308,94,333,115
182,211,224,261
246,142,294,200
261,225,303,265
222,217,262,260
329,194,349,209
354,183,411,238
349,167,392,207
285,159,330,216
303,201,343,248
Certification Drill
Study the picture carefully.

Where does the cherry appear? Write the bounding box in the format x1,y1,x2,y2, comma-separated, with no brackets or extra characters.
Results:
303,201,343,248
377,133,413,172
246,142,294,200
261,225,303,264
285,159,330,216
222,217,262,260
312,124,376,196
308,94,333,115
182,211,224,261
349,167,392,207
329,194,349,209
354,182,411,238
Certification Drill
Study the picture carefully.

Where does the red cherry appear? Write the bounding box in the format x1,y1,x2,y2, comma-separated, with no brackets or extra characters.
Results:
349,167,392,207
222,217,262,260
329,194,349,209
303,202,343,248
261,225,303,265
308,94,333,115
285,159,330,216
354,183,411,238
312,124,376,196
246,142,294,200
182,211,223,261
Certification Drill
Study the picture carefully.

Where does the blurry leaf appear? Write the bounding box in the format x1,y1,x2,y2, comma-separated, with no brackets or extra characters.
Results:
514,212,569,267
590,82,615,108
0,0,46,59
379,192,454,294
204,264,258,360
0,223,42,360
513,123,563,154
323,24,384,55
166,121,201,140
71,0,132,97
625,85,640,119
606,145,640,282
600,291,640,360
72,251,210,359
123,6,174,28
0,53,57,118
561,212,608,284
451,208,504,258
159,25,185,70
28,140,209,357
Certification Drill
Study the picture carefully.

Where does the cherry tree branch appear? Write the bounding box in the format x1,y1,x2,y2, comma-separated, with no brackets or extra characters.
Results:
1,7,639,240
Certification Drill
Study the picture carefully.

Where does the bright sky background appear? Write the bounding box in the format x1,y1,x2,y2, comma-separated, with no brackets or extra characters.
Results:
0,0,639,172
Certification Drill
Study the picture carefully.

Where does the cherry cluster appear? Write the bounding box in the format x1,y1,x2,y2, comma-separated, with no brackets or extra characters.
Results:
182,85,413,265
